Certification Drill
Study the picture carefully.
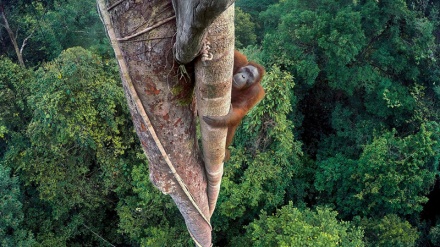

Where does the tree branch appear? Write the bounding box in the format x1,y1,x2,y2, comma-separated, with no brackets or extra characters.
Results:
20,29,34,56
1,8,25,67
172,0,235,64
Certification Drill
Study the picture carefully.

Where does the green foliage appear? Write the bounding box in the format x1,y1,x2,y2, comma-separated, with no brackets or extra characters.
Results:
246,203,364,247
117,162,192,246
0,57,32,143
0,57,30,123
237,46,265,65
261,0,440,158
262,0,367,87
236,0,279,18
1,47,143,245
236,0,279,43
0,124,6,138
258,4,440,246
357,215,419,247
235,8,257,48
213,66,308,244
262,0,437,92
39,0,112,58
1,0,111,65
22,47,127,203
2,0,440,246
0,164,35,247
429,224,440,246
315,123,439,218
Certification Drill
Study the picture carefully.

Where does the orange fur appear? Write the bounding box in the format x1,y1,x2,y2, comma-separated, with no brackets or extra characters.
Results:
204,50,265,161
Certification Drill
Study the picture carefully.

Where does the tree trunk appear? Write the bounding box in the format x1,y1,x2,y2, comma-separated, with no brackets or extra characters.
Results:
97,0,234,245
97,0,211,245
172,0,235,64
195,7,234,215
0,8,25,67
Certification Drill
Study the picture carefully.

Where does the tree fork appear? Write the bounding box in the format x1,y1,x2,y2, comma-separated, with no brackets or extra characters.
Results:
171,0,235,64
98,0,235,245
97,0,213,245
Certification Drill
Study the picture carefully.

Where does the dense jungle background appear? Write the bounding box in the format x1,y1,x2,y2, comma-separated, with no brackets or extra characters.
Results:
1,0,440,246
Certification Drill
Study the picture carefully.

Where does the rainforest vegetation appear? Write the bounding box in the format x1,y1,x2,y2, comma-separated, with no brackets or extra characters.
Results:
1,0,440,246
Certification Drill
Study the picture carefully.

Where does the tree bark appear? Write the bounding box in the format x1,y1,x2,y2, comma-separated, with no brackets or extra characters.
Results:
195,7,234,215
97,0,234,245
0,7,25,67
97,0,211,245
171,0,235,64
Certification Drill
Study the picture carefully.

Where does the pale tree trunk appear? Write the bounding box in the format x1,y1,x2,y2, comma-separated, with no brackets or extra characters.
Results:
0,7,27,67
195,8,234,215
97,0,234,246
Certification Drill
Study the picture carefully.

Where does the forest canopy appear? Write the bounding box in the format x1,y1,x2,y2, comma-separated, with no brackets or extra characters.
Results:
1,0,439,246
